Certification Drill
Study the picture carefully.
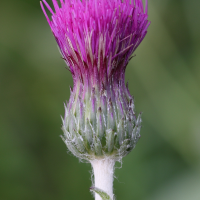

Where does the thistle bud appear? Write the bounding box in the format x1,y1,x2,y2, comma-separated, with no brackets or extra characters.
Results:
41,0,150,162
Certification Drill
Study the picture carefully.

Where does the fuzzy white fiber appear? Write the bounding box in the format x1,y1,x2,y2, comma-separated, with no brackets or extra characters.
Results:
91,158,115,200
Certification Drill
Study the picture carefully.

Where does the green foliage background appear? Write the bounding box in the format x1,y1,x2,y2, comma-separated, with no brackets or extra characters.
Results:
1,0,200,199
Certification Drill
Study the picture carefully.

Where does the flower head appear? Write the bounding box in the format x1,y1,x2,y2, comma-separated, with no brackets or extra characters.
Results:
41,0,150,161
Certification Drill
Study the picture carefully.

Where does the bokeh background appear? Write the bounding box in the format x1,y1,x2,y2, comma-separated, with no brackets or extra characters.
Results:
1,0,200,199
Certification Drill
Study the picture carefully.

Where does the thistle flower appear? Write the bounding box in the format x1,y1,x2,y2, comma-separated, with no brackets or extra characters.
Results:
41,0,150,199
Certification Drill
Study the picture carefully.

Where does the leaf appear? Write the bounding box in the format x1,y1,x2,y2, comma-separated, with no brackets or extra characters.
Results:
90,187,112,200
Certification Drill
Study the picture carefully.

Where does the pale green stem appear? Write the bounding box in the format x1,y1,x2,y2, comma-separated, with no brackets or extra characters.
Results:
91,158,115,200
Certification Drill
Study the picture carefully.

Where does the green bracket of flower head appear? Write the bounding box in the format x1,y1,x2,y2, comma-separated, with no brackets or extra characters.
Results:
90,187,112,200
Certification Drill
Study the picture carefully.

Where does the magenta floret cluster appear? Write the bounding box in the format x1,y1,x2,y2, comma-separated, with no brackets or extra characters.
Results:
41,0,150,89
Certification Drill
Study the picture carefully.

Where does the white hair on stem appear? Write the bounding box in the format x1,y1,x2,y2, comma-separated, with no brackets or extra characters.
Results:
90,158,115,200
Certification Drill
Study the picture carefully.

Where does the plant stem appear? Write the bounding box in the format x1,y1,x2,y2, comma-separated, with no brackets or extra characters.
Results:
91,158,115,200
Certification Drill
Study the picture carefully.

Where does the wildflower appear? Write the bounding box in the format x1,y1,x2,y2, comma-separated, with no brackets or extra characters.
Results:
41,0,150,199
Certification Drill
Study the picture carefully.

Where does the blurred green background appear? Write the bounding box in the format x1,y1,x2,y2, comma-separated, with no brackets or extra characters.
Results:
1,0,200,199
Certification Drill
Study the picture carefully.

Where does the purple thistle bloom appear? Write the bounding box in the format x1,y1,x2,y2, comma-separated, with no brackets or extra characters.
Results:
41,0,150,89
41,0,150,161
